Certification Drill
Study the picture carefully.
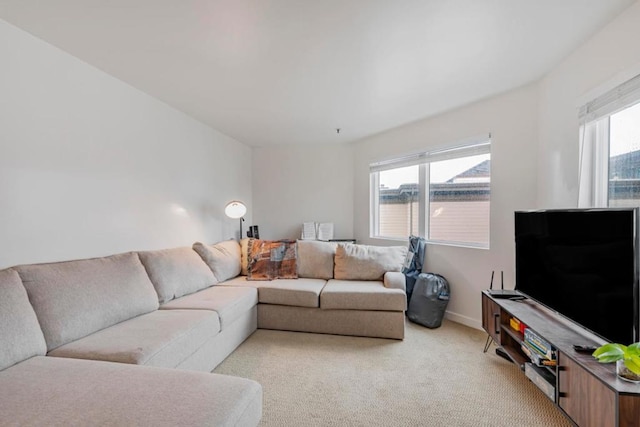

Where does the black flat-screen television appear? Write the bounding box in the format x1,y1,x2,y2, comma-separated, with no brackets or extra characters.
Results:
515,208,639,345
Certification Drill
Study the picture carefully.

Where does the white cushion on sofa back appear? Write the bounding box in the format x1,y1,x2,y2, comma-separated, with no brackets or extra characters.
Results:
16,253,159,351
139,246,218,304
193,240,242,282
334,244,407,281
296,240,337,279
0,268,47,371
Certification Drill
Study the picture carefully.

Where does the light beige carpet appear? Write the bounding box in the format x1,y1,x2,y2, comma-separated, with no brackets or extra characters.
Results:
214,320,572,426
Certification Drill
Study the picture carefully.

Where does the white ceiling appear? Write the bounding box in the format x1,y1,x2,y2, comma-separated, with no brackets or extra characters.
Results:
0,0,635,147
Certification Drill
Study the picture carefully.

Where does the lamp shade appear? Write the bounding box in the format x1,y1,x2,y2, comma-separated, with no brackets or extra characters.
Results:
224,201,246,219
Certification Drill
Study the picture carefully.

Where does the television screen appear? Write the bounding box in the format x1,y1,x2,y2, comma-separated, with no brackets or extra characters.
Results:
515,208,639,345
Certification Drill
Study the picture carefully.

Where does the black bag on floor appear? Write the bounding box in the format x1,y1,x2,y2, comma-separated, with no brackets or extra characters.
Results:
402,235,426,302
407,273,450,329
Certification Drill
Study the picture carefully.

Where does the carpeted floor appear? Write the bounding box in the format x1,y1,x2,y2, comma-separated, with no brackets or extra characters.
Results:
214,320,572,426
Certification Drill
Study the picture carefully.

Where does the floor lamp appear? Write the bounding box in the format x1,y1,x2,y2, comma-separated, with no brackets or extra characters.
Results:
224,200,247,239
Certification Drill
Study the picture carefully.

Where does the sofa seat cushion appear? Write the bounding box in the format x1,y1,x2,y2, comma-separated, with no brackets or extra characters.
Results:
48,310,220,368
16,252,159,351
0,269,47,371
220,276,326,307
0,356,262,427
321,280,406,311
138,246,218,304
259,278,327,308
161,286,258,329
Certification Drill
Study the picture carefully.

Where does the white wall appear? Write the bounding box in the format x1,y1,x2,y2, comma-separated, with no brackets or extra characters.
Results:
252,144,354,240
538,0,640,207
250,86,538,329
245,1,640,330
353,85,539,328
0,19,252,268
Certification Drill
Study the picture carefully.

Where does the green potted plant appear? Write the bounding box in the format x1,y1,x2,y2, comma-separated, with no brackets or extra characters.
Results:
593,343,640,382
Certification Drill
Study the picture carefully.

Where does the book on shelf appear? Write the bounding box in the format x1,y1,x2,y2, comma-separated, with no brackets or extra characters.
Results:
301,222,334,241
521,343,557,367
524,329,555,361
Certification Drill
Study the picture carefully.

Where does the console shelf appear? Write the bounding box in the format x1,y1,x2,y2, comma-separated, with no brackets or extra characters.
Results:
482,291,640,427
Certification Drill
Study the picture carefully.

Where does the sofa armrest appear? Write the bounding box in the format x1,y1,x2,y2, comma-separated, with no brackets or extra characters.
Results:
383,272,406,293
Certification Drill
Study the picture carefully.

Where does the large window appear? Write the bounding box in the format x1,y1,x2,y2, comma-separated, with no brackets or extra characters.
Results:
370,137,491,247
579,73,640,208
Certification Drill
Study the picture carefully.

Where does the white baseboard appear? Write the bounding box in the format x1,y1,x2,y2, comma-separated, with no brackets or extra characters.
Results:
444,311,482,331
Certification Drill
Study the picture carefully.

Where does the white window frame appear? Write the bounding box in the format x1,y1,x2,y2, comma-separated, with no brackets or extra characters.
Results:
369,135,491,248
578,73,640,208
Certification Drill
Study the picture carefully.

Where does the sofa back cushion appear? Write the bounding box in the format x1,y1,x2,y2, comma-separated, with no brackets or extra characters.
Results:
334,244,408,281
0,268,47,371
296,240,337,279
139,246,218,304
16,253,159,351
193,240,242,282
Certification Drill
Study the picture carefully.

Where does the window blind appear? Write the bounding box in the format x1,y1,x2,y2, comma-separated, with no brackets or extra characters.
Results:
579,73,640,122
369,136,491,173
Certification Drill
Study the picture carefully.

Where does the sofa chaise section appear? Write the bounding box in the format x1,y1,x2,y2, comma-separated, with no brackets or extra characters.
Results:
0,266,262,427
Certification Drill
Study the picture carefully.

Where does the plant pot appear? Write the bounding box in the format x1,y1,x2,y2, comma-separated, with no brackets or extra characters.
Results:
617,360,640,383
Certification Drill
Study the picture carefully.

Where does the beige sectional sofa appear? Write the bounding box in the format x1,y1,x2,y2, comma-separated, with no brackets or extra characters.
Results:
221,240,408,339
0,239,407,426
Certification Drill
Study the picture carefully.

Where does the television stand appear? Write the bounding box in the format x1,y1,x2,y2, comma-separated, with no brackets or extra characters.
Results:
482,291,640,427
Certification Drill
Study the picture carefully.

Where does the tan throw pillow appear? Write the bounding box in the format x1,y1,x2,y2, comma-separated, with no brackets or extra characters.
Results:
334,243,408,281
297,240,337,279
247,239,298,281
193,240,242,282
240,238,250,276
